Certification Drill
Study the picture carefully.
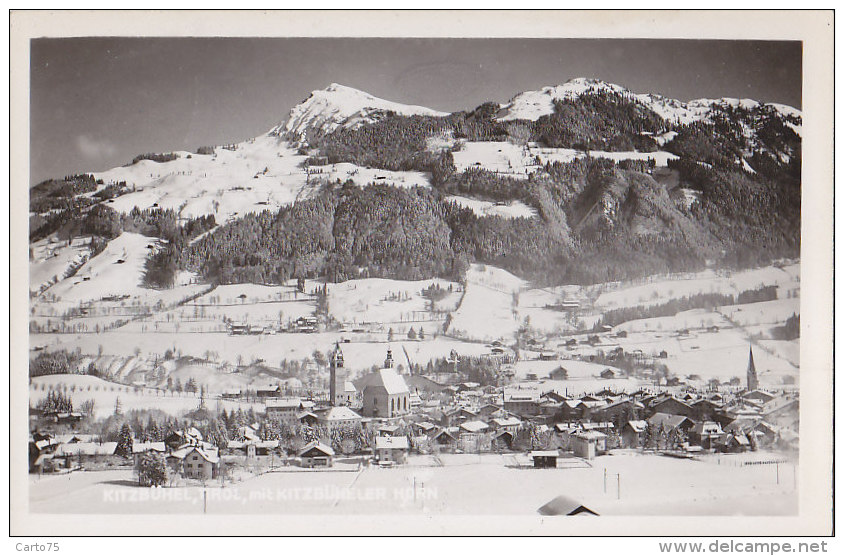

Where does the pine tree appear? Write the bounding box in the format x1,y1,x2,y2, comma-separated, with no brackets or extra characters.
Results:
115,422,134,457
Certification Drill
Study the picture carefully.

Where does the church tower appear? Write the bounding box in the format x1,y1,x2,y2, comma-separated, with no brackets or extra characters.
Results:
384,347,394,369
329,343,346,406
746,345,759,391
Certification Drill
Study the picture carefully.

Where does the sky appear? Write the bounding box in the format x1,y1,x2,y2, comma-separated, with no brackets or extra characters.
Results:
30,37,802,185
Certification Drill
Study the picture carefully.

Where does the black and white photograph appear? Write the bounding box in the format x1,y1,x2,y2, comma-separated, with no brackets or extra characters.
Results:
8,10,834,539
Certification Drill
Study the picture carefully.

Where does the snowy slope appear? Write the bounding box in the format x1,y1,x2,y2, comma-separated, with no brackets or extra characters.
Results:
92,137,430,222
278,83,449,139
496,77,802,129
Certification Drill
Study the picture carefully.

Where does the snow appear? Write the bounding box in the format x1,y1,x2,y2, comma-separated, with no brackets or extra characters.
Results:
446,195,536,219
29,237,92,295
495,77,801,129
29,374,262,419
451,140,677,176
326,277,462,326
594,266,799,311
92,138,431,223
448,265,526,341
28,451,797,516
281,83,448,139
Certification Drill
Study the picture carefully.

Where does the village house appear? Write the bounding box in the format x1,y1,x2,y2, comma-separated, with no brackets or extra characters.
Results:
373,435,409,464
503,388,541,417
689,421,724,449
490,416,521,435
431,428,458,450
317,406,362,430
647,412,694,434
648,396,694,418
168,445,219,480
298,442,334,468
622,420,648,448
571,430,607,460
265,398,312,424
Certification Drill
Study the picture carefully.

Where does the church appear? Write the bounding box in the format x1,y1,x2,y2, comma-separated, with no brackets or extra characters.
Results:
358,348,411,419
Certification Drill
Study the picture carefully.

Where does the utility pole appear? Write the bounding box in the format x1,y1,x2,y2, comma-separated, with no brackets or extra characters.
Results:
604,468,607,493
617,474,621,500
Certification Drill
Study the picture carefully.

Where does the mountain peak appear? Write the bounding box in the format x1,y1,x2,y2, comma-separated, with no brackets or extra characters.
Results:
280,83,448,140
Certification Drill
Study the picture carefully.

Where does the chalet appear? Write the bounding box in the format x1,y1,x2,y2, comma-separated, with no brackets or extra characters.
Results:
743,390,777,404
476,403,504,419
298,442,334,468
649,397,694,418
53,441,119,467
690,399,722,421
647,413,694,434
548,367,569,380
531,450,559,468
228,322,250,335
256,385,283,399
411,421,437,435
459,420,490,435
169,446,219,480
689,421,724,449
717,433,751,453
537,495,599,516
600,368,618,380
490,416,521,434
377,424,402,437
539,351,558,361
622,420,648,448
431,428,458,450
164,427,204,451
374,436,409,464
297,411,320,427
571,431,606,460
493,430,516,450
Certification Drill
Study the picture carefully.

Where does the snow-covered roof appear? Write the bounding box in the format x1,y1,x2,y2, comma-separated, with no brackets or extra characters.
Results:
362,368,409,395
55,442,118,456
492,417,521,427
298,441,335,457
375,436,409,450
265,398,303,409
318,406,362,422
459,420,490,433
626,420,648,433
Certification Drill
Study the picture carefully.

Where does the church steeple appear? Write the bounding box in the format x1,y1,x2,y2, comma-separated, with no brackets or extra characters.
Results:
747,345,758,391
329,342,346,406
384,347,394,369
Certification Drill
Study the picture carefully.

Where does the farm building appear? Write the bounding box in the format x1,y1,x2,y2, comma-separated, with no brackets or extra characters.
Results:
538,495,599,516
571,431,607,460
530,450,559,468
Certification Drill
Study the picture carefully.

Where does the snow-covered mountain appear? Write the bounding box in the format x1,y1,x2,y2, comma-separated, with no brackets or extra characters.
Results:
277,83,449,139
497,77,801,133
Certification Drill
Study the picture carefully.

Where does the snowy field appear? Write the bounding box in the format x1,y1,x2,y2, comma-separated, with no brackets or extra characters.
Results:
446,195,536,219
29,451,796,516
451,140,678,176
594,265,800,310
29,375,262,419
326,277,462,326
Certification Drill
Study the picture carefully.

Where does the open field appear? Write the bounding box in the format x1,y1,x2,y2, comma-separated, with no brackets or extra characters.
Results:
29,451,797,515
